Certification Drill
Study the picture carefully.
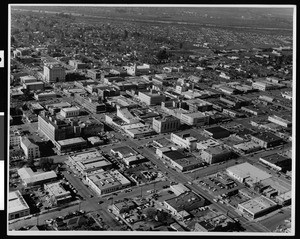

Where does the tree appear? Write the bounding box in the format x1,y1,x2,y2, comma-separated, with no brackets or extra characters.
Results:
39,157,55,171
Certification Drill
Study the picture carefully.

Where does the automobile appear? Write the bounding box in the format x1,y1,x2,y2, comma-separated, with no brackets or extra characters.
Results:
45,219,54,224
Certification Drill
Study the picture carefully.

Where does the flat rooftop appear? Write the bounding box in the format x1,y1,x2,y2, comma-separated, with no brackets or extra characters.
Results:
238,196,277,214
163,150,186,160
9,191,30,214
111,146,136,158
227,162,272,182
57,137,86,146
251,131,282,143
204,126,230,135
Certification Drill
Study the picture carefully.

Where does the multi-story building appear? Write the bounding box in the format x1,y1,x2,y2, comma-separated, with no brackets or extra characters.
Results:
34,91,57,101
20,137,40,160
38,112,81,143
86,69,102,80
74,93,106,113
23,81,44,91
20,75,38,84
68,60,86,70
180,112,210,126
152,116,180,133
204,126,231,139
10,130,21,146
43,63,66,83
185,98,213,112
170,133,197,151
201,145,232,164
138,90,166,106
55,137,87,154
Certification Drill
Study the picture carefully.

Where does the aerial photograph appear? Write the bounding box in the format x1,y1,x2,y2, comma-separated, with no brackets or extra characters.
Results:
8,4,294,235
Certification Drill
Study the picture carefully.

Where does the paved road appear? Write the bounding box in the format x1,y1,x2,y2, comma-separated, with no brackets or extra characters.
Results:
259,207,291,231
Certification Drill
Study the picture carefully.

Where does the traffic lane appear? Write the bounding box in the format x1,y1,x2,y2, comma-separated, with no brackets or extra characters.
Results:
102,180,171,203
62,171,95,199
126,137,269,232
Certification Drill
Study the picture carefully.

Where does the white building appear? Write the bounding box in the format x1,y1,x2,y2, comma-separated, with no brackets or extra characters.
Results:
9,190,30,220
18,167,57,187
180,112,209,126
43,63,66,83
268,115,292,128
170,133,197,151
138,91,166,106
20,137,40,160
226,162,272,186
86,170,131,195
60,107,80,118
10,130,21,146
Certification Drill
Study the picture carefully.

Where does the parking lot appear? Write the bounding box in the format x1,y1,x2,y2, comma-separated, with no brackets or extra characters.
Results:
194,171,244,197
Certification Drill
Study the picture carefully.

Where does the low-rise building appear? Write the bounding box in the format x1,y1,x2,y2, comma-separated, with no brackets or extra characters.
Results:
34,91,57,101
86,170,131,195
18,167,57,187
44,181,72,206
259,154,291,172
250,132,283,148
23,81,44,91
68,150,112,175
9,190,30,220
232,141,261,155
268,115,292,128
164,191,205,219
204,126,231,139
237,196,278,220
226,162,272,187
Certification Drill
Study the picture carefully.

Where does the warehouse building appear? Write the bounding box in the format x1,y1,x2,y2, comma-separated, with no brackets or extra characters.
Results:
226,162,272,187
